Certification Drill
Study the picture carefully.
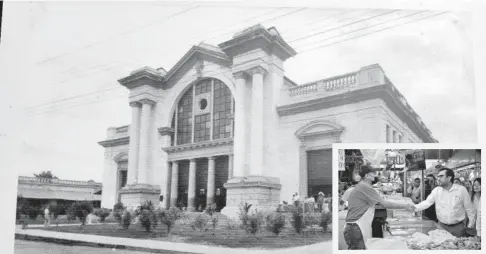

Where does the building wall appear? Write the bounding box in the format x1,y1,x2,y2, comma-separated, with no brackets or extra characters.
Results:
101,144,128,209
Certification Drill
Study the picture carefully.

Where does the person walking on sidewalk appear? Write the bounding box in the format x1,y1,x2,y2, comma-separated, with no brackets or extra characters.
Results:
43,205,51,228
410,168,476,237
344,165,414,249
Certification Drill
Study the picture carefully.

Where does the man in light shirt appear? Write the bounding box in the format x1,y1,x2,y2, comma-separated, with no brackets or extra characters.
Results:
410,167,475,237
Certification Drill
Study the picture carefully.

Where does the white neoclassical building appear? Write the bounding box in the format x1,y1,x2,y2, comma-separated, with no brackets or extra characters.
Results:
98,24,437,217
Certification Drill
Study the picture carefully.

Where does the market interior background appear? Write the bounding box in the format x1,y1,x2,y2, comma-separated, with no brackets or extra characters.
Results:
338,149,481,250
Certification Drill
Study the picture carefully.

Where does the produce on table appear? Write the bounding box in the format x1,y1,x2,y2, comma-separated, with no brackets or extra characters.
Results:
406,230,481,250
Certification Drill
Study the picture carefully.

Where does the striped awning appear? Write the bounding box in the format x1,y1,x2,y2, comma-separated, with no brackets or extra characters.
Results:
18,188,101,201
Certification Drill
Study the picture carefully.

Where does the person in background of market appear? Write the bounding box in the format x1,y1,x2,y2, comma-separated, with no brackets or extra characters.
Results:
424,174,438,222
292,192,300,207
344,165,414,249
43,205,50,228
471,178,481,239
410,168,476,237
407,178,422,204
317,192,325,212
454,178,462,185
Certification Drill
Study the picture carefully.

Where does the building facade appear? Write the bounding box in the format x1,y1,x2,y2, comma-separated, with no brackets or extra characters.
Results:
98,25,436,217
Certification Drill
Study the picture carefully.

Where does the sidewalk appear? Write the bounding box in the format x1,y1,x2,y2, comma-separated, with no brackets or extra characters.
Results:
15,226,331,254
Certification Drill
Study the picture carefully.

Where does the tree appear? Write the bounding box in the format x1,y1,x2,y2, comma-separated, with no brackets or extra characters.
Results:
34,170,58,179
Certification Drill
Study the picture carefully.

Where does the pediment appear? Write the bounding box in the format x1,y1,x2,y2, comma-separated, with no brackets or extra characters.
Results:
164,44,231,88
295,120,344,139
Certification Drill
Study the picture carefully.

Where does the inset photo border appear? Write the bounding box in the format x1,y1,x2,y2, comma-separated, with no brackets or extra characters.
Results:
332,143,483,253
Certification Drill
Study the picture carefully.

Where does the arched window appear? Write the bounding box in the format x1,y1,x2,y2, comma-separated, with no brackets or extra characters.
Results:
172,78,234,145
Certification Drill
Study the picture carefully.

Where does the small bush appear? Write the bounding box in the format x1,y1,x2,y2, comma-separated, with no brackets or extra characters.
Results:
157,207,182,234
265,212,286,235
237,202,252,227
68,201,93,225
93,208,111,223
113,202,125,224
246,211,264,235
320,212,332,232
304,213,321,227
190,213,210,232
137,201,157,232
205,204,218,230
290,206,304,234
121,210,131,230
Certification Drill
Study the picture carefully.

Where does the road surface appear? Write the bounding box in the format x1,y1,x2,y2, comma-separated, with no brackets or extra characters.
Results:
14,240,152,254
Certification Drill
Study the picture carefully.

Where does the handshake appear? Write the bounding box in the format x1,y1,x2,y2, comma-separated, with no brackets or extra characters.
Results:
405,204,416,212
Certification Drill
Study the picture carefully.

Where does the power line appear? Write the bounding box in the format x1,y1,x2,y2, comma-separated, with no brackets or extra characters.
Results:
288,9,399,43
25,10,447,115
34,5,199,66
295,10,429,52
299,11,449,55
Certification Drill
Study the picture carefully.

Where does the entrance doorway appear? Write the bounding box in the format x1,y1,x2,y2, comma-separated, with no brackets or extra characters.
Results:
307,149,332,198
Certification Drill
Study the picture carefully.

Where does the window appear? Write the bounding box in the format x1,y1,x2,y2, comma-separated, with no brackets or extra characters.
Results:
386,124,390,143
172,79,234,145
120,170,127,188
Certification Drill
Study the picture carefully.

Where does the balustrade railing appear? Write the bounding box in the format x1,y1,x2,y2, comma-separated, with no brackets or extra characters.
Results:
18,176,101,186
288,72,357,97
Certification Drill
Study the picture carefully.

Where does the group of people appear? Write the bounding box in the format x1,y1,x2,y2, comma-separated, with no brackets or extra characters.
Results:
343,165,482,250
291,191,330,213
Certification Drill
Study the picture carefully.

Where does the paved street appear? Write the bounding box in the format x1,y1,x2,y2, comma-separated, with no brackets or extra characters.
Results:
14,240,151,254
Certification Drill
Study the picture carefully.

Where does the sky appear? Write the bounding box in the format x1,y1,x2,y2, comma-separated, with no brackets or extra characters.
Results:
0,2,478,182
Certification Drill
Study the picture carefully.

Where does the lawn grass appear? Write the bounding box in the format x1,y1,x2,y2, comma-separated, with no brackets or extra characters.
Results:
40,223,330,249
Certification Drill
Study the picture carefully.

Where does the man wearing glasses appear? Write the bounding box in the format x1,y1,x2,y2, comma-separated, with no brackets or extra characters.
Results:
410,168,475,237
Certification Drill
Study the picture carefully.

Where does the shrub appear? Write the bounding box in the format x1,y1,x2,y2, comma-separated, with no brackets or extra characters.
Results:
205,204,218,230
121,210,132,230
157,207,182,234
137,201,157,232
265,212,286,235
190,213,210,232
290,206,304,234
237,202,252,227
48,201,62,219
304,212,321,227
320,212,332,232
68,201,93,225
113,202,125,223
93,208,111,223
245,211,264,235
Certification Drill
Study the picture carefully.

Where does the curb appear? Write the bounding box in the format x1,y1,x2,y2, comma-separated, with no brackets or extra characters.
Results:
15,233,196,254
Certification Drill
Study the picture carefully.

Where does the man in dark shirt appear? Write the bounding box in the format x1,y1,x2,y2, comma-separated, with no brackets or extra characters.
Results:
344,165,413,249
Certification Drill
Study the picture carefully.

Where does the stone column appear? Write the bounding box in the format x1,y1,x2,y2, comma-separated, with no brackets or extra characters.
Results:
249,67,266,176
137,99,154,184
127,102,141,185
207,156,216,206
170,161,179,208
187,159,197,211
164,161,172,209
298,141,308,198
232,72,248,178
228,154,234,179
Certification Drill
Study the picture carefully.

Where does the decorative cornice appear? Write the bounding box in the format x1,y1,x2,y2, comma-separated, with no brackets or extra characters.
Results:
98,136,130,148
119,184,161,195
139,98,156,106
233,71,250,80
118,67,164,90
247,65,267,75
277,85,436,143
158,127,175,136
224,181,282,190
162,138,233,153
218,25,296,61
129,101,141,108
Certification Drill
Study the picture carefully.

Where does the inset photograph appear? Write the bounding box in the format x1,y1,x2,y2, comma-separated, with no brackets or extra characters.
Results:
336,148,481,250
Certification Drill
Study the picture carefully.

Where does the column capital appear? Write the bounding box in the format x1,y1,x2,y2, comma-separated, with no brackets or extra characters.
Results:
139,98,156,106
247,66,267,76
129,101,141,108
207,156,216,161
158,127,175,136
189,158,197,163
233,71,250,80
172,160,179,165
